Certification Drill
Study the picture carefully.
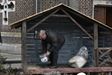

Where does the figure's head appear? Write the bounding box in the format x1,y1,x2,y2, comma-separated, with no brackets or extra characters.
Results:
39,30,47,40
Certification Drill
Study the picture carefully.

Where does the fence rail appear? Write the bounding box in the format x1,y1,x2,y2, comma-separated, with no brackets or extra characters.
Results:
26,67,112,74
96,47,112,67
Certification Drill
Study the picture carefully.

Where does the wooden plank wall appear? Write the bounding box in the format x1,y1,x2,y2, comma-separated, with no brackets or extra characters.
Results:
98,27,112,47
26,32,42,65
25,16,94,67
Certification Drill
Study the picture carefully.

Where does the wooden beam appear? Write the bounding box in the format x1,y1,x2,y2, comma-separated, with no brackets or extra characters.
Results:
27,67,112,74
94,23,98,49
51,14,68,17
99,49,112,58
97,47,112,50
61,9,93,39
21,21,27,73
94,23,98,66
97,48,112,66
1,32,21,37
27,9,59,32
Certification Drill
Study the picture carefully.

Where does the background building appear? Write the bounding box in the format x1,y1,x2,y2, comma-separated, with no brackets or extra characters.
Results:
0,0,36,68
0,0,112,68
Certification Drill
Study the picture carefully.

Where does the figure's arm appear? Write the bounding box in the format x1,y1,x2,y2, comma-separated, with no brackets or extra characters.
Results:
48,43,57,52
41,41,50,56
41,41,47,53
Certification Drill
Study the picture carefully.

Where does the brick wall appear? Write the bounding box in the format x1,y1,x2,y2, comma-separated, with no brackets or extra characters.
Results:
79,0,93,17
69,0,79,11
8,0,36,24
37,0,69,12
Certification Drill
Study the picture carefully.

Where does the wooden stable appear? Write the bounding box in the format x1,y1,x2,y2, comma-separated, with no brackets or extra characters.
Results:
10,4,112,75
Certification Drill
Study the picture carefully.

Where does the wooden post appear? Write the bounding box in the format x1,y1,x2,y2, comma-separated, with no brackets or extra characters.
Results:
27,9,59,32
61,9,93,39
21,21,27,73
94,23,98,66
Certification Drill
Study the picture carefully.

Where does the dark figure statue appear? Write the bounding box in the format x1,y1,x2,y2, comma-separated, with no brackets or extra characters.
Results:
38,30,65,67
0,4,4,9
8,2,14,9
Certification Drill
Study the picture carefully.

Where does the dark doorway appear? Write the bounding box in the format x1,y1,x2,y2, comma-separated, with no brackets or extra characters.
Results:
106,7,112,27
94,5,112,27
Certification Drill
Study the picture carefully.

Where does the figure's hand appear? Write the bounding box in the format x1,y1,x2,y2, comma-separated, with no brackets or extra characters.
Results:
42,53,47,57
46,51,50,56
41,51,50,57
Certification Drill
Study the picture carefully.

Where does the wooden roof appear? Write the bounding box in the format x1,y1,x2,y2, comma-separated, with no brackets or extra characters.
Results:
95,4,112,7
10,3,112,30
